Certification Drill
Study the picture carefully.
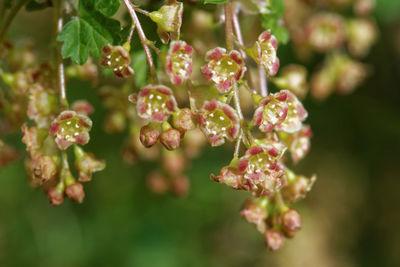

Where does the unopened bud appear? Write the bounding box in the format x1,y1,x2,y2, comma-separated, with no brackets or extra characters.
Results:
281,209,302,237
147,172,169,195
160,128,181,150
48,187,64,206
264,230,284,251
162,150,185,175
65,183,85,203
140,124,160,148
172,175,189,196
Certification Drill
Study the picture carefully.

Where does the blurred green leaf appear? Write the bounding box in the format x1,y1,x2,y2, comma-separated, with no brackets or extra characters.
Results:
94,0,120,17
131,50,148,88
260,0,289,44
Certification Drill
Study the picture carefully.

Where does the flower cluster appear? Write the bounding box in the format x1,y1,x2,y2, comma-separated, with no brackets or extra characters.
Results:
0,0,379,252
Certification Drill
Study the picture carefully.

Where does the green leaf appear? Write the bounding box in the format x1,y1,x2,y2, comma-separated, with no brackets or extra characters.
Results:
94,0,120,17
260,0,289,44
57,18,108,65
57,0,123,65
79,0,122,44
131,50,148,88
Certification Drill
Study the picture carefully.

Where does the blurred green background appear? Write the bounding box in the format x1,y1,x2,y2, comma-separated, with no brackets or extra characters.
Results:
1,1,400,266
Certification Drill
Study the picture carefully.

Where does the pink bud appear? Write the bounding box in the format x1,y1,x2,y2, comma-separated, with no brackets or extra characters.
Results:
140,124,160,148
265,230,284,251
160,128,181,151
146,172,169,195
48,187,64,206
281,209,302,237
65,183,85,203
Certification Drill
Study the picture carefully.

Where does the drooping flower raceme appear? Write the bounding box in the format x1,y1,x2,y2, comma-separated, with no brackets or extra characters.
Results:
201,47,246,93
165,41,194,85
198,100,240,146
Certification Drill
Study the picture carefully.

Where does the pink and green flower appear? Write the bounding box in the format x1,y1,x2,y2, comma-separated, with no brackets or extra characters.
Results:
198,100,240,146
135,85,178,123
201,47,246,93
166,41,194,85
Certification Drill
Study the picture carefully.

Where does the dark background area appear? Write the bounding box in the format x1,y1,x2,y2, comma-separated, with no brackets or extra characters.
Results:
0,1,400,266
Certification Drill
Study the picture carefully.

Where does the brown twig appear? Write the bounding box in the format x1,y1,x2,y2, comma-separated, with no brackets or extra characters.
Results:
123,0,159,84
55,0,68,109
224,3,233,51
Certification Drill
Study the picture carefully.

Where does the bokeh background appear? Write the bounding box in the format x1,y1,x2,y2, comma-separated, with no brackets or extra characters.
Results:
1,1,400,266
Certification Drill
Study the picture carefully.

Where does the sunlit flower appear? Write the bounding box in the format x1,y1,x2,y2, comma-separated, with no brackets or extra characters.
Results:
201,47,246,93
49,110,93,150
198,100,240,146
134,85,178,123
166,41,194,85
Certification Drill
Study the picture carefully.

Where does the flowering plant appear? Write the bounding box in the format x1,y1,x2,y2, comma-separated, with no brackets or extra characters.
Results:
0,0,377,251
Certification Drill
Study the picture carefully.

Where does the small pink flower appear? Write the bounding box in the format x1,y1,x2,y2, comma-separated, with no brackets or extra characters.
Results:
240,198,268,233
253,90,307,133
280,125,312,163
211,166,244,190
237,145,286,196
135,84,178,123
49,110,93,150
101,44,134,78
71,100,94,116
201,47,246,93
305,12,346,52
165,41,194,85
273,65,308,99
74,145,106,182
198,100,240,146
246,30,280,76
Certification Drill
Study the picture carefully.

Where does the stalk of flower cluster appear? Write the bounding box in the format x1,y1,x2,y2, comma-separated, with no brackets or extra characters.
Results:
0,0,30,42
55,1,68,109
259,65,268,97
224,3,234,51
123,0,159,84
231,4,253,88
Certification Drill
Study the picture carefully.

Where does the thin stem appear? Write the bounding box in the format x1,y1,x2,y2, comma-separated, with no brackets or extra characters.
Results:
133,6,151,17
123,0,158,84
0,0,30,43
233,84,243,121
259,65,268,97
231,4,253,89
233,83,244,155
234,129,243,158
55,0,68,109
126,23,136,44
231,6,245,58
224,3,233,51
